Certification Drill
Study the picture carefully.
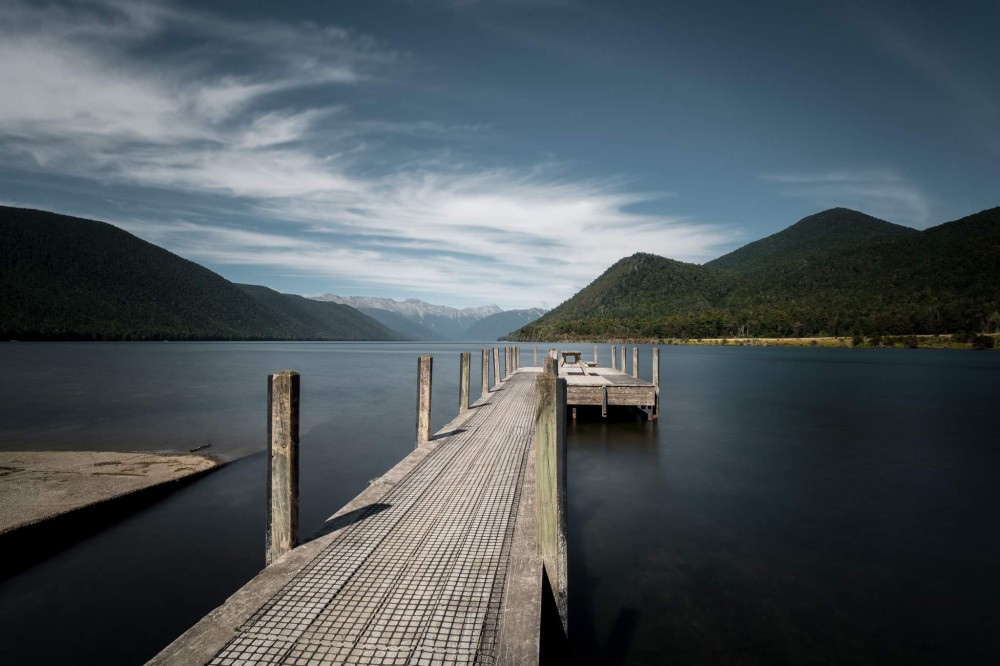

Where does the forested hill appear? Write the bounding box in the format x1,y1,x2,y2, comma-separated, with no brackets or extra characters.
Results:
706,208,916,273
0,206,402,341
512,206,1000,341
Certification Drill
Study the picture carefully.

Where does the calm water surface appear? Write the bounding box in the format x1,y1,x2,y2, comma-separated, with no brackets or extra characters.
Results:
0,342,997,664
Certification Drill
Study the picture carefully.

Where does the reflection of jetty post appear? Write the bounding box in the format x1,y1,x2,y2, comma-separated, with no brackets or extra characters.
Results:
653,347,661,421
267,370,299,566
481,348,490,397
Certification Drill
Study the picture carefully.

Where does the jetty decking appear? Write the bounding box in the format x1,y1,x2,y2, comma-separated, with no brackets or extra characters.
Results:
152,347,658,665
560,366,658,417
152,367,559,665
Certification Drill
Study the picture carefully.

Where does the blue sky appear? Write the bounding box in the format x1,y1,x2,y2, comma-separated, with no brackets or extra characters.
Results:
0,0,997,308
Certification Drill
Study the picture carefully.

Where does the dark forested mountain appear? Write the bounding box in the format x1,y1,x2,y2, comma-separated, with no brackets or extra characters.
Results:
513,206,1000,341
0,206,401,341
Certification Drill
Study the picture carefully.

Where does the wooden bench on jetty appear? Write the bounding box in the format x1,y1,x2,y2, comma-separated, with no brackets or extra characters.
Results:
151,346,660,666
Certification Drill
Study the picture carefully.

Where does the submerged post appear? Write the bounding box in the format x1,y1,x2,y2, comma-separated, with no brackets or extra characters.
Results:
481,348,490,398
632,347,639,378
652,347,660,421
267,370,299,566
416,356,432,447
535,357,568,631
493,347,500,386
459,351,470,414
611,345,617,369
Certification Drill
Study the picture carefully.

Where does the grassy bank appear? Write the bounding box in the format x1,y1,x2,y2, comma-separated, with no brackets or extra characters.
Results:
514,333,999,350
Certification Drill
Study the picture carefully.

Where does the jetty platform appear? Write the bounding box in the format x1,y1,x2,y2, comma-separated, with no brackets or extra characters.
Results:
151,346,659,665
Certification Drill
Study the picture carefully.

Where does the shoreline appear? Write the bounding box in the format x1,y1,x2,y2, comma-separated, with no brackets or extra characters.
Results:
508,333,1000,350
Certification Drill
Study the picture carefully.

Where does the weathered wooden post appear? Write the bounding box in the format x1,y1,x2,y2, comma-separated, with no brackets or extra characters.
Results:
503,347,510,380
535,356,568,631
514,346,520,369
632,347,639,378
652,347,660,422
267,370,299,566
533,346,538,366
611,344,617,369
416,356,432,447
459,351,470,415
481,348,490,398
594,345,598,365
549,348,557,360
493,347,500,386
620,346,626,374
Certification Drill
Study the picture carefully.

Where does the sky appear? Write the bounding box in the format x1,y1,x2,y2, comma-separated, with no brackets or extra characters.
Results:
0,0,997,309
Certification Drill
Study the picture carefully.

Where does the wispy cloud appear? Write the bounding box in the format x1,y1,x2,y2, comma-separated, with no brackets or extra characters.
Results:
0,0,733,308
760,169,930,227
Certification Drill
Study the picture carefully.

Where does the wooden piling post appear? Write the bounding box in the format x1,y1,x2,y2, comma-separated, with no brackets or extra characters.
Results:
416,356,432,447
652,347,660,422
481,348,490,398
503,347,509,380
535,361,568,631
515,346,520,369
493,347,501,386
549,348,557,361
594,345,598,364
632,347,639,378
533,346,538,366
267,370,299,566
459,351,470,414
620,346,626,374
611,344,617,369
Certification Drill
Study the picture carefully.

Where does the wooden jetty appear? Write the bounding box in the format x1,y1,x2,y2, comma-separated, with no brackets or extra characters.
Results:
151,346,659,666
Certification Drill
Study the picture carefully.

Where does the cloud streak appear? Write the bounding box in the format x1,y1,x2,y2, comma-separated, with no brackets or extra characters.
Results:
0,0,734,307
760,169,930,227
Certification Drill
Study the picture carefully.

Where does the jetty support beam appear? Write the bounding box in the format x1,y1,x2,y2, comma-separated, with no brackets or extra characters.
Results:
535,357,568,633
267,370,299,566
417,356,432,447
459,351,470,414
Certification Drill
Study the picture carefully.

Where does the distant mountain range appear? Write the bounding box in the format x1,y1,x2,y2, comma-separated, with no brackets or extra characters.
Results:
0,207,401,341
512,206,1000,341
313,294,546,341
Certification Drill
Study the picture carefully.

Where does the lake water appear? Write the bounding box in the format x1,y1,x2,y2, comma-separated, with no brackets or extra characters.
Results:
0,342,997,664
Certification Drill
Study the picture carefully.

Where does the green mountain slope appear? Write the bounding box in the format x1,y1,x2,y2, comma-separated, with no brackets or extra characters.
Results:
515,253,732,339
0,206,397,341
513,206,1000,341
236,285,405,341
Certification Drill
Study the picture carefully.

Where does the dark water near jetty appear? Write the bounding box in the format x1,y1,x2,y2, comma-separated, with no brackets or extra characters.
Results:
0,342,998,664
